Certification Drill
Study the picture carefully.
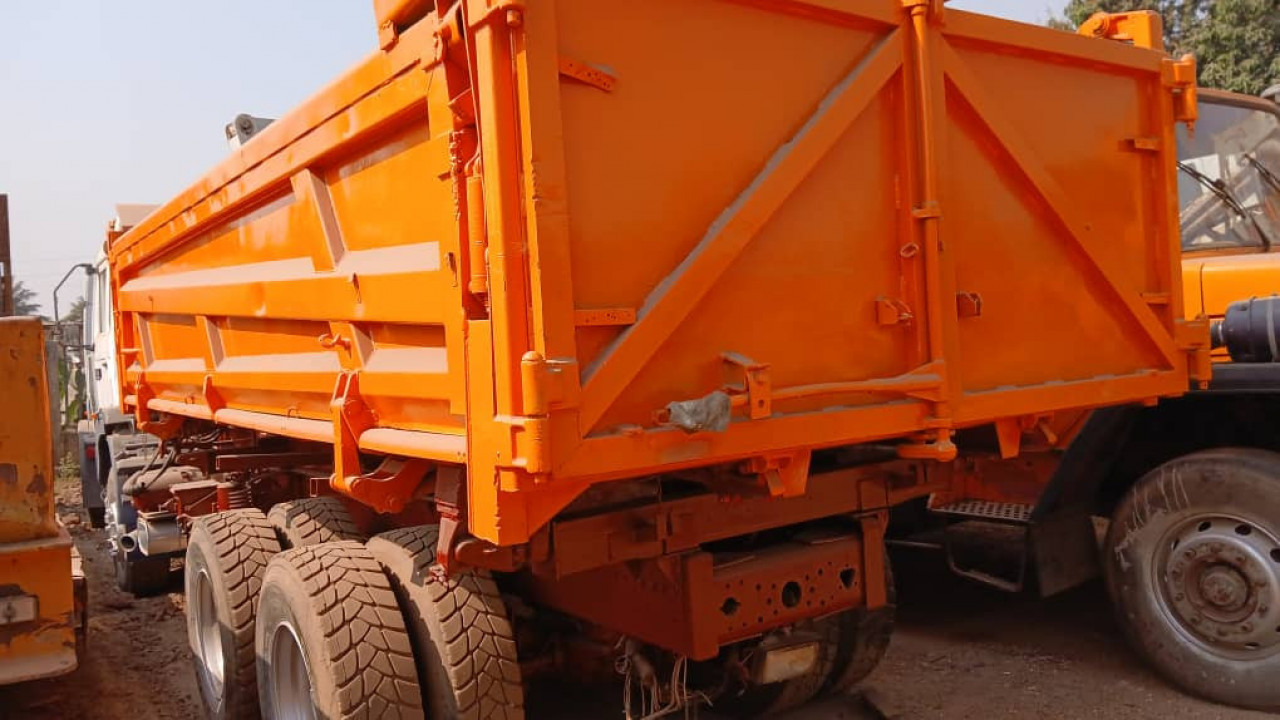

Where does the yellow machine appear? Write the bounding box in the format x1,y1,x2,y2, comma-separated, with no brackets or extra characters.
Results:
0,317,86,684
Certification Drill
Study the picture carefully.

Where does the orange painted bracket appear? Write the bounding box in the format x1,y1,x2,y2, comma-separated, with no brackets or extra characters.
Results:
558,56,616,92
1077,11,1163,50
994,417,1022,459
134,376,184,439
330,372,377,492
1163,55,1199,129
345,457,432,515
743,451,811,498
723,352,771,420
876,296,914,326
955,291,983,318
859,512,889,610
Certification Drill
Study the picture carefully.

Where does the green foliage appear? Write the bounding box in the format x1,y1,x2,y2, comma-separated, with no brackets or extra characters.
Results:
12,279,41,317
58,296,87,426
1052,0,1279,95
1188,0,1280,96
61,295,85,324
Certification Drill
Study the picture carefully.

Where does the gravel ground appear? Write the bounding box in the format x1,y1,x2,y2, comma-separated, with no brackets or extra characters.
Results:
0,478,1269,719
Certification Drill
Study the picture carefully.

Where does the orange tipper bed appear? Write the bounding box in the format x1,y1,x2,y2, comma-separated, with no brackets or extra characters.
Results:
108,0,1203,545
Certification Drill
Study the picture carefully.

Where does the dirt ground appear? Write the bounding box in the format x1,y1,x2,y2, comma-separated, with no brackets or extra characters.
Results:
0,476,201,720
1,479,1271,720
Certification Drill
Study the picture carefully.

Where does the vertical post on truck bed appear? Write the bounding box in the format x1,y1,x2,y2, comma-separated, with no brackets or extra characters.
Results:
0,194,12,316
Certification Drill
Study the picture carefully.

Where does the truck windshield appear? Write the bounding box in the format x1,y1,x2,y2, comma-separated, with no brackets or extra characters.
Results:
1176,100,1280,251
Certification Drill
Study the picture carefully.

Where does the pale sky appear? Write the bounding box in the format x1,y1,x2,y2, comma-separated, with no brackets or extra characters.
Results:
0,0,1066,313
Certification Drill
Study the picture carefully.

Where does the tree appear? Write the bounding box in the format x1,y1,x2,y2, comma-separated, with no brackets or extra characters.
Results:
56,296,88,430
12,279,41,317
1051,0,1280,95
1186,0,1280,96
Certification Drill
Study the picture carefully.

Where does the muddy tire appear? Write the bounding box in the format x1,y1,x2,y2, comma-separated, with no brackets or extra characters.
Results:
824,557,895,695
714,615,843,718
267,497,366,549
185,509,281,720
1105,449,1280,711
115,551,171,596
256,541,424,720
367,526,525,720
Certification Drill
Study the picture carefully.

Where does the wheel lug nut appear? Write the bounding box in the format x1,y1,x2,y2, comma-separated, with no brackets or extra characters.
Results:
1185,550,1196,559
1242,623,1253,632
1191,616,1202,625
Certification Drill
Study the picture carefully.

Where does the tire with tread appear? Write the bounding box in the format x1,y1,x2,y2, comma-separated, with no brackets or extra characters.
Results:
823,556,895,696
256,541,424,720
1105,449,1280,711
185,509,281,720
367,525,526,720
268,496,366,549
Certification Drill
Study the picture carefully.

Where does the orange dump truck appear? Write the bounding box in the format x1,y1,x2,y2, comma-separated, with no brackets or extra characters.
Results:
101,3,1203,717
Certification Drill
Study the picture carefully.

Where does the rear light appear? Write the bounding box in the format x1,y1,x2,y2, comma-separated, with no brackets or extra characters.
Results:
85,444,96,461
0,595,39,626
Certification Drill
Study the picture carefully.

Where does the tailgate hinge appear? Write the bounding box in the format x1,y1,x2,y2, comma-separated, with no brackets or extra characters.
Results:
1162,54,1199,130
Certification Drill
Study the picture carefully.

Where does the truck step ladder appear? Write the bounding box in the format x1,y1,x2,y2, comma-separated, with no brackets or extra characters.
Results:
931,500,1035,593
930,500,1034,524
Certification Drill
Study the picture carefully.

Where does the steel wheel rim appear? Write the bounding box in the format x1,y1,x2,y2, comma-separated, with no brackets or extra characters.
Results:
1154,512,1280,659
269,621,318,720
193,569,225,699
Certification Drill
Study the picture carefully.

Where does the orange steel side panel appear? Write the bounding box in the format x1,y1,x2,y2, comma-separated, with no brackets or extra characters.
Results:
109,1,1198,546
0,318,78,683
0,533,79,684
0,318,57,545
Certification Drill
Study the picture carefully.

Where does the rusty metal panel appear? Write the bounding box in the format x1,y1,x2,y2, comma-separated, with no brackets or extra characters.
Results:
522,537,865,661
0,532,78,684
0,318,56,544
0,317,77,684
106,2,1202,546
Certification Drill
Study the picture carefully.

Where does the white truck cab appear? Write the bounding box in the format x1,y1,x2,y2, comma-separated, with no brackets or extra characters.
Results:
75,205,177,594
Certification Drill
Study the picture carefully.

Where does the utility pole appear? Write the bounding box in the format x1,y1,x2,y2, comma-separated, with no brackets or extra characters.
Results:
0,194,12,316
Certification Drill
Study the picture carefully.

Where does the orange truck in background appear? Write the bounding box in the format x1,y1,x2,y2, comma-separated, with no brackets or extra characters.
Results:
0,308,88,681
82,3,1233,718
1180,87,1280,322
888,18,1280,712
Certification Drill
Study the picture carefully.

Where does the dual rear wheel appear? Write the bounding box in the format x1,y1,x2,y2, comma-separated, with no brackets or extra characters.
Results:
185,499,524,720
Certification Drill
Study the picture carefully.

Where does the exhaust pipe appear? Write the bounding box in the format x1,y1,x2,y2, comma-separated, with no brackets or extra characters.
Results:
136,516,185,556
118,532,139,553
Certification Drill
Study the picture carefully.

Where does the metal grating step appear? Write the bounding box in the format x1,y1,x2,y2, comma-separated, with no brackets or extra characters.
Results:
932,500,1033,524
